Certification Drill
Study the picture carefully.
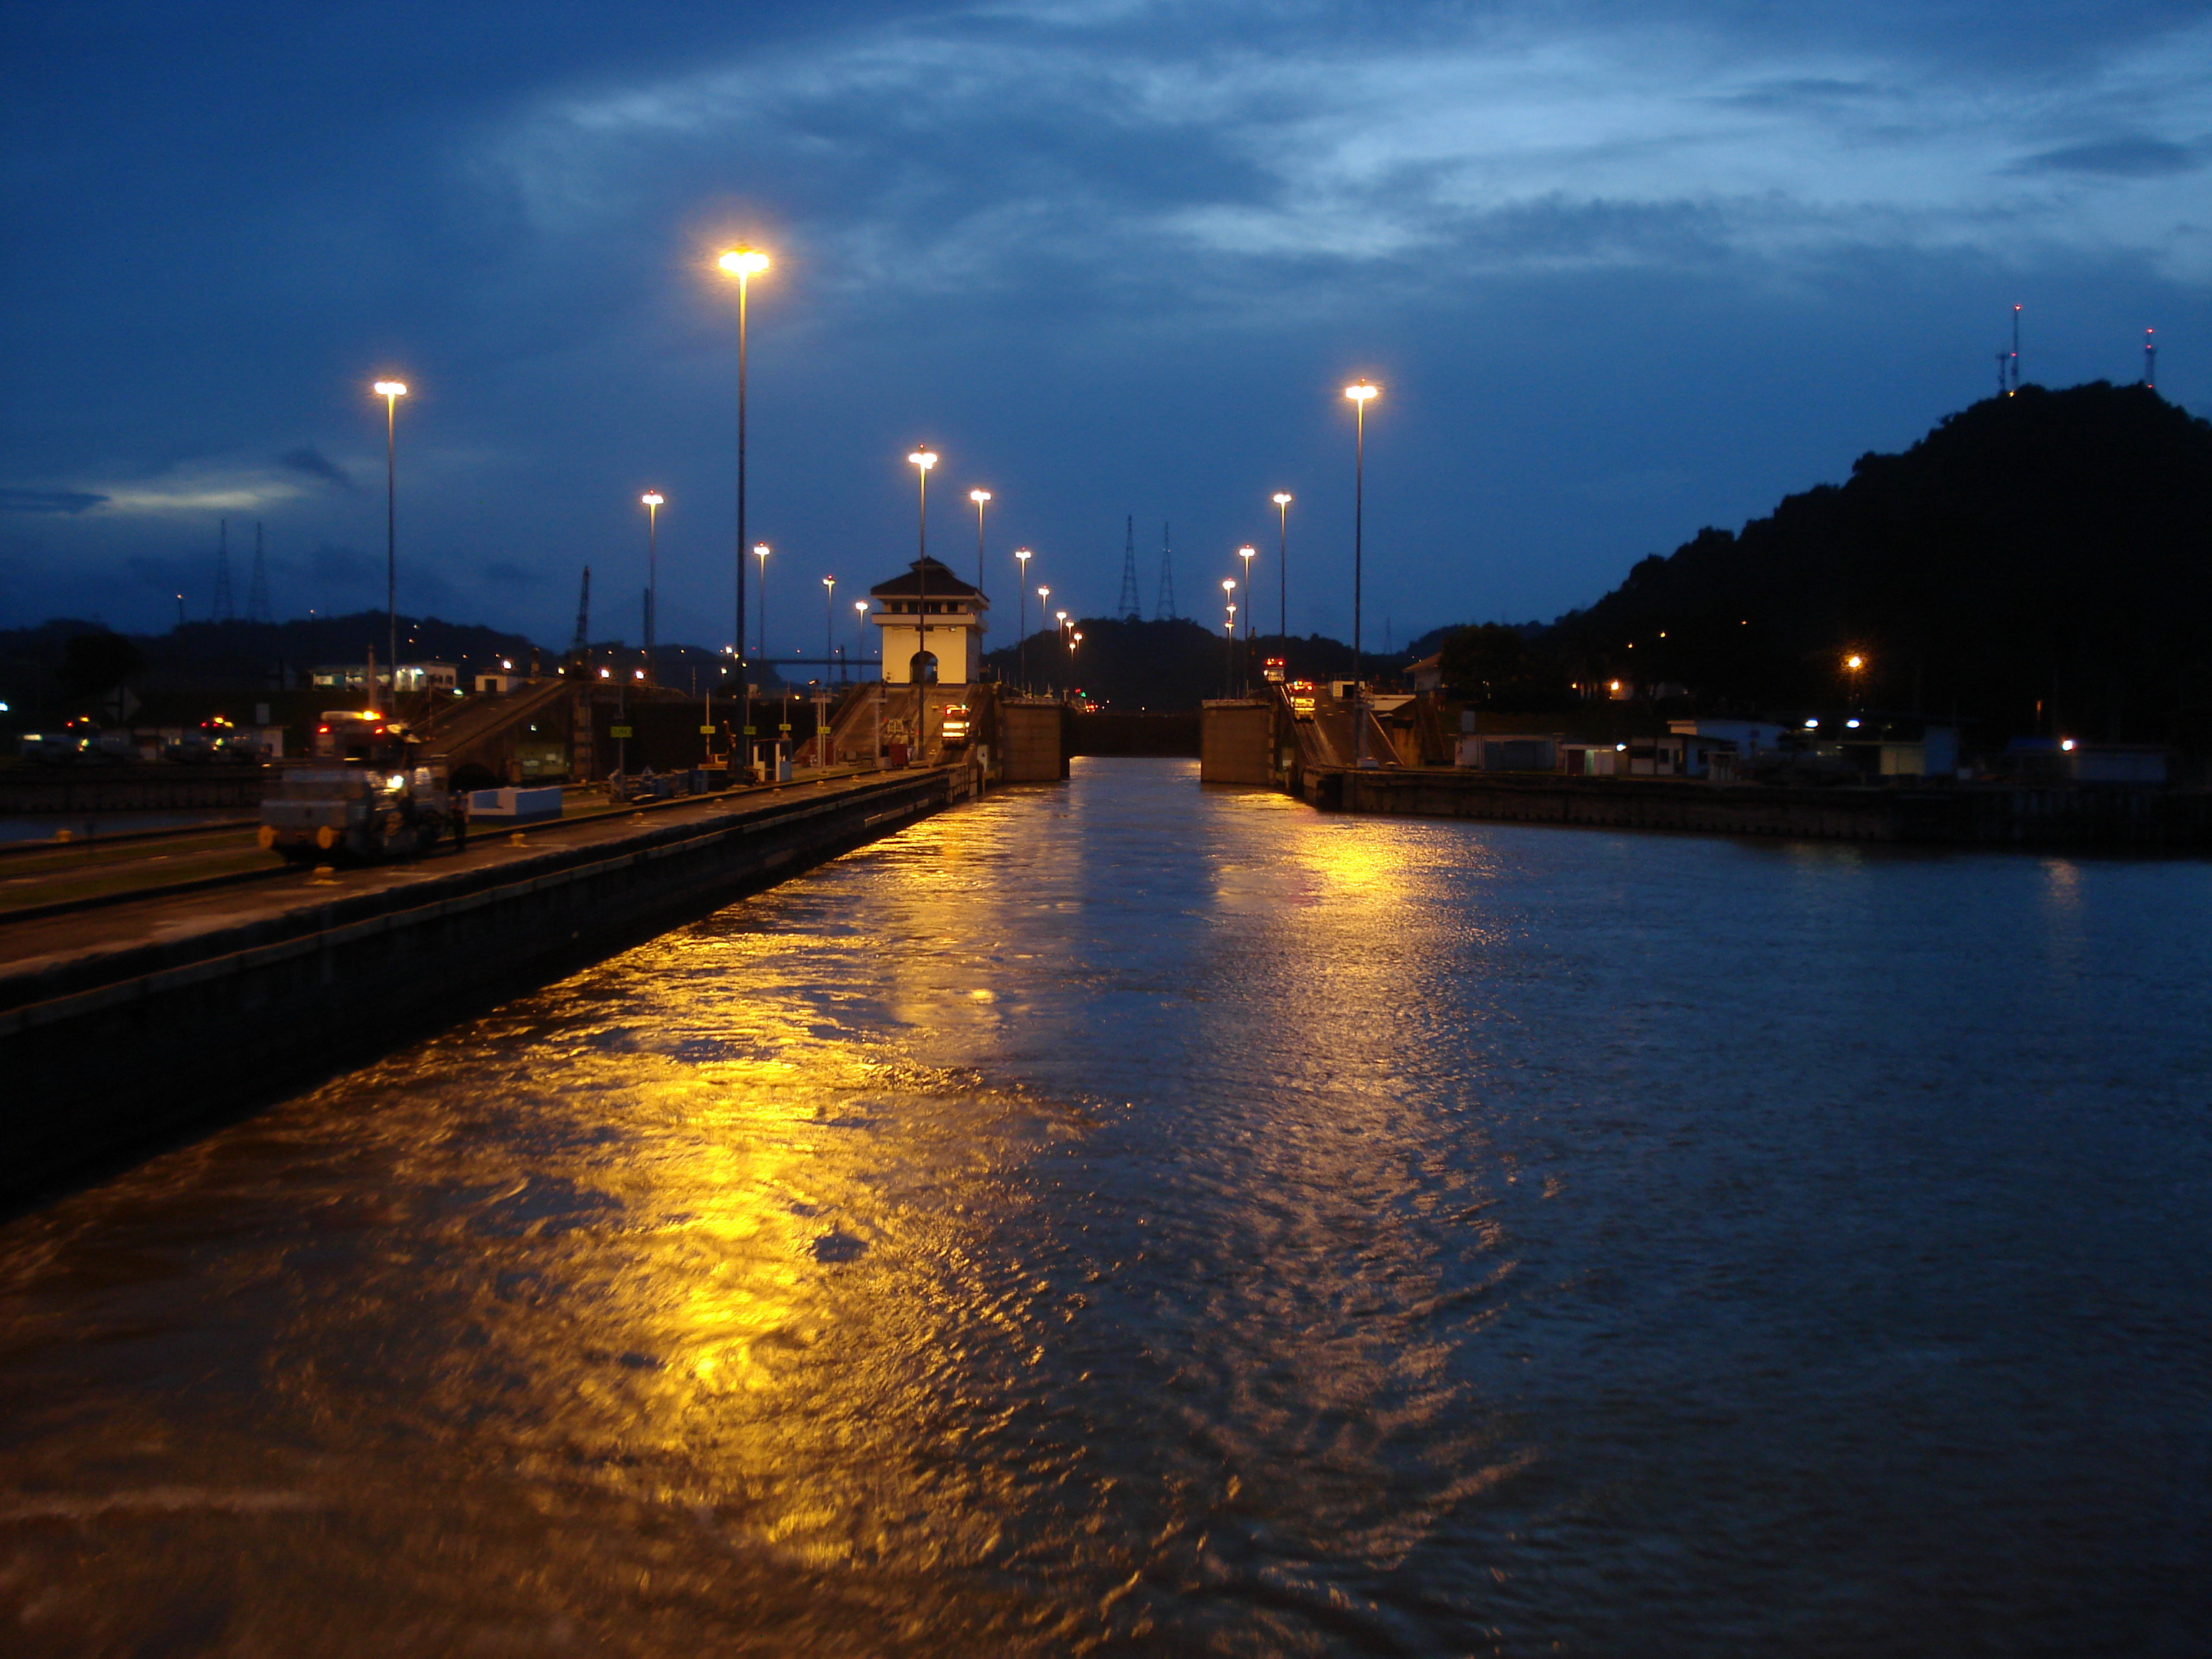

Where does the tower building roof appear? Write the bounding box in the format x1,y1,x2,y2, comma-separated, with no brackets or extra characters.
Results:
869,557,986,602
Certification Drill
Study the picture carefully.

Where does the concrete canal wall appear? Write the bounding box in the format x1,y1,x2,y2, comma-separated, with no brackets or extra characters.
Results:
0,765,976,1202
1303,765,2212,849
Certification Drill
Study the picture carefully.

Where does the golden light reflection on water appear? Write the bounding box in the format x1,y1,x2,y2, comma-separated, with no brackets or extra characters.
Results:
8,760,2193,1653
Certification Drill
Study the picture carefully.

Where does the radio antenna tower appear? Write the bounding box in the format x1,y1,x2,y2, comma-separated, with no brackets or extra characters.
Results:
1117,515,1142,619
2008,304,2021,395
2144,327,2157,390
1995,350,2009,399
570,565,592,657
212,518,235,620
247,521,271,622
1154,521,1179,621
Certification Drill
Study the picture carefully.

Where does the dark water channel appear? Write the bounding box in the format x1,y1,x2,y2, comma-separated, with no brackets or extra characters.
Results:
4,758,2209,1655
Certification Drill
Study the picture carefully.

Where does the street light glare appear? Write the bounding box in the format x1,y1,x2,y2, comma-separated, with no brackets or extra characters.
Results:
969,488,992,503
373,380,408,397
1344,382,1379,403
1272,492,1293,505
754,542,770,557
718,248,770,276
909,449,938,470
641,492,663,507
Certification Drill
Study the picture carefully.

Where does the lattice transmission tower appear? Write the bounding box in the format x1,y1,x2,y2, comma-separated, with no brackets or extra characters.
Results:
1154,521,1178,621
212,519,235,621
247,521,271,622
1117,515,1142,619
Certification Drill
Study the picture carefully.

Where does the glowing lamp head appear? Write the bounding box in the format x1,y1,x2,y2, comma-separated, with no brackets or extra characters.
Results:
1845,654,1864,670
374,380,408,398
1344,381,1379,403
908,449,938,472
2062,739,2077,752
1015,547,1031,563
822,575,835,588
754,542,770,559
1273,492,1293,506
641,492,663,508
1056,610,1067,624
1222,577,1236,593
969,488,991,504
718,248,770,277
854,601,867,613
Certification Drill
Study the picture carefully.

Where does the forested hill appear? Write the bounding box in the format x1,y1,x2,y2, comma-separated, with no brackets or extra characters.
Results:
1547,382,2212,741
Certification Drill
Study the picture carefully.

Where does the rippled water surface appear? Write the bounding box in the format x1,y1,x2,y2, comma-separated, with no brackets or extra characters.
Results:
4,758,2210,1656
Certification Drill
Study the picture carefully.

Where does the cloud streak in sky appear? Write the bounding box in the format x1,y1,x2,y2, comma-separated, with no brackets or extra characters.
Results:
492,4,2212,297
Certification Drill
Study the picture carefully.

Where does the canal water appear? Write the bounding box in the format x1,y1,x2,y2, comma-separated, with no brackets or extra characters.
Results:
3,758,2208,1656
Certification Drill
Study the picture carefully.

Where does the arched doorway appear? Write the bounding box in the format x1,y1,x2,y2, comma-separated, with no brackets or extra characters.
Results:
909,650,939,685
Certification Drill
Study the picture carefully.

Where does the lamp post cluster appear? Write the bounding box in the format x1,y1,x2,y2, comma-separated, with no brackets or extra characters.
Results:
365,241,1388,773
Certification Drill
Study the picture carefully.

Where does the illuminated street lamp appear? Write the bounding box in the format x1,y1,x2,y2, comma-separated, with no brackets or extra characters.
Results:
1844,652,1866,708
909,448,938,684
1271,492,1292,640
753,542,770,670
1014,549,1033,693
968,487,992,606
822,575,836,690
1344,380,1380,763
1036,585,1051,695
717,246,770,703
640,492,664,680
1223,577,1238,696
1238,546,1256,640
1069,628,1082,700
372,379,408,714
853,598,869,679
1054,607,1069,701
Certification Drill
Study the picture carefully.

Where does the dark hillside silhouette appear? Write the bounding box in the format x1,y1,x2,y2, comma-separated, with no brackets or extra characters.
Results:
1545,382,2212,741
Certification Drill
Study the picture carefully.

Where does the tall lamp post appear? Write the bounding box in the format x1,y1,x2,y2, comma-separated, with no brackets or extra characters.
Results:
822,575,836,693
718,248,770,714
1036,585,1051,697
753,544,771,716
1271,492,1292,642
640,492,663,682
1238,544,1256,660
1222,577,1238,697
1054,608,1069,700
909,449,937,685
1344,380,1380,764
1069,629,1082,701
372,379,408,714
968,488,992,604
1845,652,1866,709
1014,548,1033,693
853,599,869,681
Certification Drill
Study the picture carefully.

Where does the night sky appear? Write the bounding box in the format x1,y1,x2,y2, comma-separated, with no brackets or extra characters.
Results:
4,2,2206,657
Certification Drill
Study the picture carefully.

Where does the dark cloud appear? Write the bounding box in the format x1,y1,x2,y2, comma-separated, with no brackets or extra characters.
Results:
280,446,356,490
1,487,107,513
2014,138,2205,177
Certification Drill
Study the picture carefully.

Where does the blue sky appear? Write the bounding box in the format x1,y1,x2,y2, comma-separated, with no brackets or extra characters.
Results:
4,1,2207,655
